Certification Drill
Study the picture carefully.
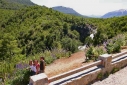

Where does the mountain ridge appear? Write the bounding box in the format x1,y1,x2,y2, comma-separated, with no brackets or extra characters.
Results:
52,6,88,17
102,9,127,18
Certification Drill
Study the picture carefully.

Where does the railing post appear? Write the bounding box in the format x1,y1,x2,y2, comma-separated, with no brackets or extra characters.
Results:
98,54,112,68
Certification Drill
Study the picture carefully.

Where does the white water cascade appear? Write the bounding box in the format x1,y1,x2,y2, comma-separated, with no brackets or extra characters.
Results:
78,33,95,51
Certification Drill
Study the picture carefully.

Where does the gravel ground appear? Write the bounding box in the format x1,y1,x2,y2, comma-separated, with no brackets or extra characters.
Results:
45,51,93,78
92,66,127,85
45,51,86,77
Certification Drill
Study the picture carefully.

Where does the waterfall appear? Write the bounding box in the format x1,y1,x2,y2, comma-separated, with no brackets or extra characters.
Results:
78,33,95,51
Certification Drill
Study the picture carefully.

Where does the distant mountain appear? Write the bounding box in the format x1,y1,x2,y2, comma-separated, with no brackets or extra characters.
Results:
102,9,127,18
88,15,101,18
0,0,35,10
52,6,87,17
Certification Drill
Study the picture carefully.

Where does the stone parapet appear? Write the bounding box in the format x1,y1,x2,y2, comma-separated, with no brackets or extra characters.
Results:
49,60,101,82
30,51,127,85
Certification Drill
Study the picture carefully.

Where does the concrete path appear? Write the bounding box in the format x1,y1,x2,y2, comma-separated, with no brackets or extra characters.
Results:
92,66,127,85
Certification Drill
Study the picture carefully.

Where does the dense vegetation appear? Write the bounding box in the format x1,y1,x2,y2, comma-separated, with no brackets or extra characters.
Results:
0,0,35,10
6,0,35,5
0,0,127,84
0,5,95,84
0,6,95,60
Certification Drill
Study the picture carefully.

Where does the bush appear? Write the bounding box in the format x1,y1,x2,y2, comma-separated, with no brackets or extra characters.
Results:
5,69,30,85
42,48,70,64
97,72,103,80
85,46,106,61
104,71,109,78
106,34,127,54
45,56,54,64
106,41,121,54
111,67,119,74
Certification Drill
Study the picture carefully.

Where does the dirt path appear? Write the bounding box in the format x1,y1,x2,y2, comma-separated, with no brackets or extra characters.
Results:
45,51,93,77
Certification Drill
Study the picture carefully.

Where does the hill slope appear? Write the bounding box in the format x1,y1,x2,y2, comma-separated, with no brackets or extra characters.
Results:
1,4,127,85
102,9,127,18
1,6,127,60
6,0,35,5
0,0,35,9
0,6,96,60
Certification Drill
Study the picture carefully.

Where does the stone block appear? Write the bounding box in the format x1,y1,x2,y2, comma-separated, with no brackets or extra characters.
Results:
29,73,48,85
98,54,112,67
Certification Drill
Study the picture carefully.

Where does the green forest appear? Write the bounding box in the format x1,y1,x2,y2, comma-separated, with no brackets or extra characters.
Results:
0,0,127,84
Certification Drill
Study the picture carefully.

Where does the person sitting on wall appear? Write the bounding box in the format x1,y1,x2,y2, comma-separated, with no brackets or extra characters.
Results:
40,56,45,73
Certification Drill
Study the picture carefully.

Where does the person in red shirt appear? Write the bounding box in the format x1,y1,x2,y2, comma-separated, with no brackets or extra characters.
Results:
33,60,40,74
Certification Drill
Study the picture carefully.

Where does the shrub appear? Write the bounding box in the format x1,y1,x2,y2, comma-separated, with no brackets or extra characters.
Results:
45,55,54,64
106,34,127,54
104,71,109,78
85,46,106,61
5,69,30,85
106,41,121,54
42,48,70,64
97,72,103,80
111,67,119,74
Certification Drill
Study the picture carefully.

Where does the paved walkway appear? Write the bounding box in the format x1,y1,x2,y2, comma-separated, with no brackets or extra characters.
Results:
92,66,127,85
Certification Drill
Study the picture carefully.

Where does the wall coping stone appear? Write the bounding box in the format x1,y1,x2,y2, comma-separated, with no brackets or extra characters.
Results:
112,51,127,59
100,54,111,58
29,73,48,85
49,60,101,82
49,66,101,85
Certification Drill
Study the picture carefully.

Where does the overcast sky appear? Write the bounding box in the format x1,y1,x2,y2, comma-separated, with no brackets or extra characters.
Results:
31,0,127,16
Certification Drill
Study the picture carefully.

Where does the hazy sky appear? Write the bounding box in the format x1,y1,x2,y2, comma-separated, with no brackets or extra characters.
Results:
31,0,127,16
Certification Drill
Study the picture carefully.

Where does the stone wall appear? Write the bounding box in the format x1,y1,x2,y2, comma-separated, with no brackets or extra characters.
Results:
30,51,127,85
49,60,101,82
61,52,127,85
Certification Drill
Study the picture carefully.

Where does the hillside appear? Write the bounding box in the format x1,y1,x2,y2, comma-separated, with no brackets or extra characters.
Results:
0,9,14,25
1,2,127,84
0,0,35,9
6,0,35,5
0,6,96,60
52,6,87,17
1,5,127,63
102,9,127,18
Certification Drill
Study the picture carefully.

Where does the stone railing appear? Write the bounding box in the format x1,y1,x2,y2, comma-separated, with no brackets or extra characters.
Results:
112,51,127,59
29,51,127,85
49,60,101,82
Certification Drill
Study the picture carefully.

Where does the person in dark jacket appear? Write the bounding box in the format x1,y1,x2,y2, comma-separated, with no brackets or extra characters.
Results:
40,56,45,73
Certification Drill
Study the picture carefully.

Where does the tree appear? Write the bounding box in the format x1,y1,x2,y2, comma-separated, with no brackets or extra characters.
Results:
0,34,21,60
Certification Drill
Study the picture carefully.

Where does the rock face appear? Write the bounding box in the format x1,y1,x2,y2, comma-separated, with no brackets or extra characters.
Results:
71,24,97,42
102,9,127,18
